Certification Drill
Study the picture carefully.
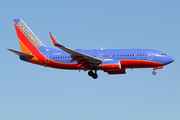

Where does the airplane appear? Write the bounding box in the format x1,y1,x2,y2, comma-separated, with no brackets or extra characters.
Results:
8,19,174,79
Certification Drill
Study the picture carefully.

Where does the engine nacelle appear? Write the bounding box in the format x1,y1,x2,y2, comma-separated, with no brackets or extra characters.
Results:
99,60,121,70
107,69,127,75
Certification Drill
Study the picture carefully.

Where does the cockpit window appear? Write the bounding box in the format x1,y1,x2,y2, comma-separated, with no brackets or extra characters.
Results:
158,53,166,56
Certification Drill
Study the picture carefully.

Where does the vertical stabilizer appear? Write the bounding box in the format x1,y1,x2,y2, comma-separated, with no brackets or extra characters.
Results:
13,19,46,54
13,19,48,66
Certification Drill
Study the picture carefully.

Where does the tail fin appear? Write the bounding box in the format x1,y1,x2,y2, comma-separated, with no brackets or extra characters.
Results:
13,19,49,66
13,19,46,55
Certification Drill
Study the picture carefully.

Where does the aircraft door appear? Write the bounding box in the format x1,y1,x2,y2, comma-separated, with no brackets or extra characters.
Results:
148,51,153,60
45,54,49,63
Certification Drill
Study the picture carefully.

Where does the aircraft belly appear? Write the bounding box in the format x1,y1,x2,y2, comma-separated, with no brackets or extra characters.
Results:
120,60,164,68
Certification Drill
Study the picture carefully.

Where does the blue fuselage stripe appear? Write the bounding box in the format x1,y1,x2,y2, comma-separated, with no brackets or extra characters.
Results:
41,48,170,65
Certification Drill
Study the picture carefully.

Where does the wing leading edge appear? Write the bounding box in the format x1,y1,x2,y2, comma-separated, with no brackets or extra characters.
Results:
49,32,102,64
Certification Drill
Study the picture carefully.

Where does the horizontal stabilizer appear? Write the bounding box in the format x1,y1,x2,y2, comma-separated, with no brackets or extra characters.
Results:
7,49,34,58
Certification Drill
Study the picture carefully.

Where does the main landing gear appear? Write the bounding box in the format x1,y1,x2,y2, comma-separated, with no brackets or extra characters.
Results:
88,70,98,79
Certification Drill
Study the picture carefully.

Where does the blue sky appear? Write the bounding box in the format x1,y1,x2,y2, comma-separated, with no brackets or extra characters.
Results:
0,0,180,120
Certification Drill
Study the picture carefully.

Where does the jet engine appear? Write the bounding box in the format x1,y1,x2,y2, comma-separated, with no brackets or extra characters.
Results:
99,60,121,70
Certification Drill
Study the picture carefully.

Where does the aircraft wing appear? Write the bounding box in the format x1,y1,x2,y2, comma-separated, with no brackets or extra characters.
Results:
7,49,34,58
49,32,102,64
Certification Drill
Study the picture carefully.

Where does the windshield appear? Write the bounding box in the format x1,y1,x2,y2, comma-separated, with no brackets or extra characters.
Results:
158,53,166,56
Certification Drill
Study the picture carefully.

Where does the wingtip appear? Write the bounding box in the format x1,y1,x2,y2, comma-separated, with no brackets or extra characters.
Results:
49,32,60,46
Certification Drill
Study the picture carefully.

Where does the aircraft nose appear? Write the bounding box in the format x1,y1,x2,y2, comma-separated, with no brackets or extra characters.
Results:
167,56,174,64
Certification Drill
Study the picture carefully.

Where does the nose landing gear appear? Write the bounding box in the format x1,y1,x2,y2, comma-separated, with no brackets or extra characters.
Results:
152,70,156,75
88,70,98,79
152,66,163,75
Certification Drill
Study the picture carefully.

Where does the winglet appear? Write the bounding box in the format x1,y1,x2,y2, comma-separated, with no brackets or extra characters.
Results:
49,32,64,47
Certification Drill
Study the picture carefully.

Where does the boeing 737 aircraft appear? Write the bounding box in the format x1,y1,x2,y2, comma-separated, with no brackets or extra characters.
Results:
8,19,174,79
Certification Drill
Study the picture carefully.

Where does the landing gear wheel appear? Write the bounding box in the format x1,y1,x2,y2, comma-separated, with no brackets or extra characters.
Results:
92,73,98,79
88,68,98,79
88,71,93,76
152,71,156,75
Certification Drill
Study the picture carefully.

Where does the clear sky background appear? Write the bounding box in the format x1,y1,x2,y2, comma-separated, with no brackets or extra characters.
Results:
0,0,179,120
